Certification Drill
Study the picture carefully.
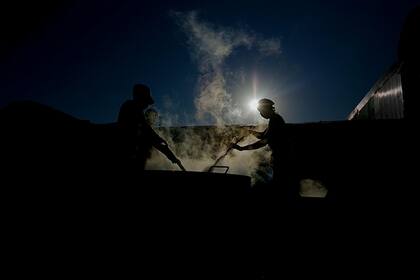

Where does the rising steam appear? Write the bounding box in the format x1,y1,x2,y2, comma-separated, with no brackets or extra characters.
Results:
146,125,272,185
172,10,281,125
146,11,282,184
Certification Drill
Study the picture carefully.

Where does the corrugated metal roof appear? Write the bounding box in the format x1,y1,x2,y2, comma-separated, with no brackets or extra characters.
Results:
348,62,404,120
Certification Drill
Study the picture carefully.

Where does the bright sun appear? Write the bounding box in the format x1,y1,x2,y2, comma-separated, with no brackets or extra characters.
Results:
248,98,259,111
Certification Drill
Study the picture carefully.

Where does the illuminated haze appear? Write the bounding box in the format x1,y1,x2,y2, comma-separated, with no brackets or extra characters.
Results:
146,11,282,183
172,10,281,125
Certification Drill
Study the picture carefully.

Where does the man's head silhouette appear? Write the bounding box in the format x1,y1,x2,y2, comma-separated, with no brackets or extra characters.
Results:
257,98,275,119
133,84,154,106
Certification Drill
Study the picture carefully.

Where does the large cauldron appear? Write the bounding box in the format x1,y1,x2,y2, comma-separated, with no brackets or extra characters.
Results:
141,170,251,191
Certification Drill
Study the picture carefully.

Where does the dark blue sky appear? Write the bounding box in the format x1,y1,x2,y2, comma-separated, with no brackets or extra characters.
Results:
1,0,418,124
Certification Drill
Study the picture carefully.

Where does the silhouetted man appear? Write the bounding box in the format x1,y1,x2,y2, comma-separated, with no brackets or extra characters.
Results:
231,99,295,193
118,84,184,170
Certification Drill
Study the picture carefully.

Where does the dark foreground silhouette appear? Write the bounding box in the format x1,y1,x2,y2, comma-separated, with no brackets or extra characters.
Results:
1,101,417,278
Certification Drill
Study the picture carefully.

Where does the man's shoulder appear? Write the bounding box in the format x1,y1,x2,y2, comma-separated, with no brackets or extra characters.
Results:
119,100,138,114
271,113,286,124
118,100,141,124
120,99,135,108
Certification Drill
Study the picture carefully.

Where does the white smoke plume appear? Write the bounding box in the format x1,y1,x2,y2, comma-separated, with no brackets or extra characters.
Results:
258,38,282,56
172,10,281,125
145,11,282,185
146,125,272,185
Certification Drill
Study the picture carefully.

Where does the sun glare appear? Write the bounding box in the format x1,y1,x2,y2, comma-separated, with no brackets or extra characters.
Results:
248,98,259,111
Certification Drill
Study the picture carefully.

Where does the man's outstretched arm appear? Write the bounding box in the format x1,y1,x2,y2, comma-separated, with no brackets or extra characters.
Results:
155,142,186,171
249,129,265,139
231,139,268,151
155,141,178,163
149,128,185,171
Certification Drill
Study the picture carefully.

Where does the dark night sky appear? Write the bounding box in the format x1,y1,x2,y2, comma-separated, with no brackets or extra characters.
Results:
1,0,418,124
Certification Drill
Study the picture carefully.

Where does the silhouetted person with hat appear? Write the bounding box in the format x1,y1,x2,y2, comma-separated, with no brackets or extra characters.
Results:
118,84,184,170
231,99,295,196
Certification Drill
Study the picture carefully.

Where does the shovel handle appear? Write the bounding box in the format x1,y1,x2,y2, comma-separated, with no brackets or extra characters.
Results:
177,162,186,172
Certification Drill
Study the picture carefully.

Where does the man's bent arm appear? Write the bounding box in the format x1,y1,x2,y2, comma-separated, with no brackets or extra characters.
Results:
239,139,268,150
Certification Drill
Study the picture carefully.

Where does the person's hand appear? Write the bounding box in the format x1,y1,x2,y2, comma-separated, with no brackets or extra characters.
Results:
173,158,186,171
248,129,261,137
248,129,256,135
171,157,181,165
